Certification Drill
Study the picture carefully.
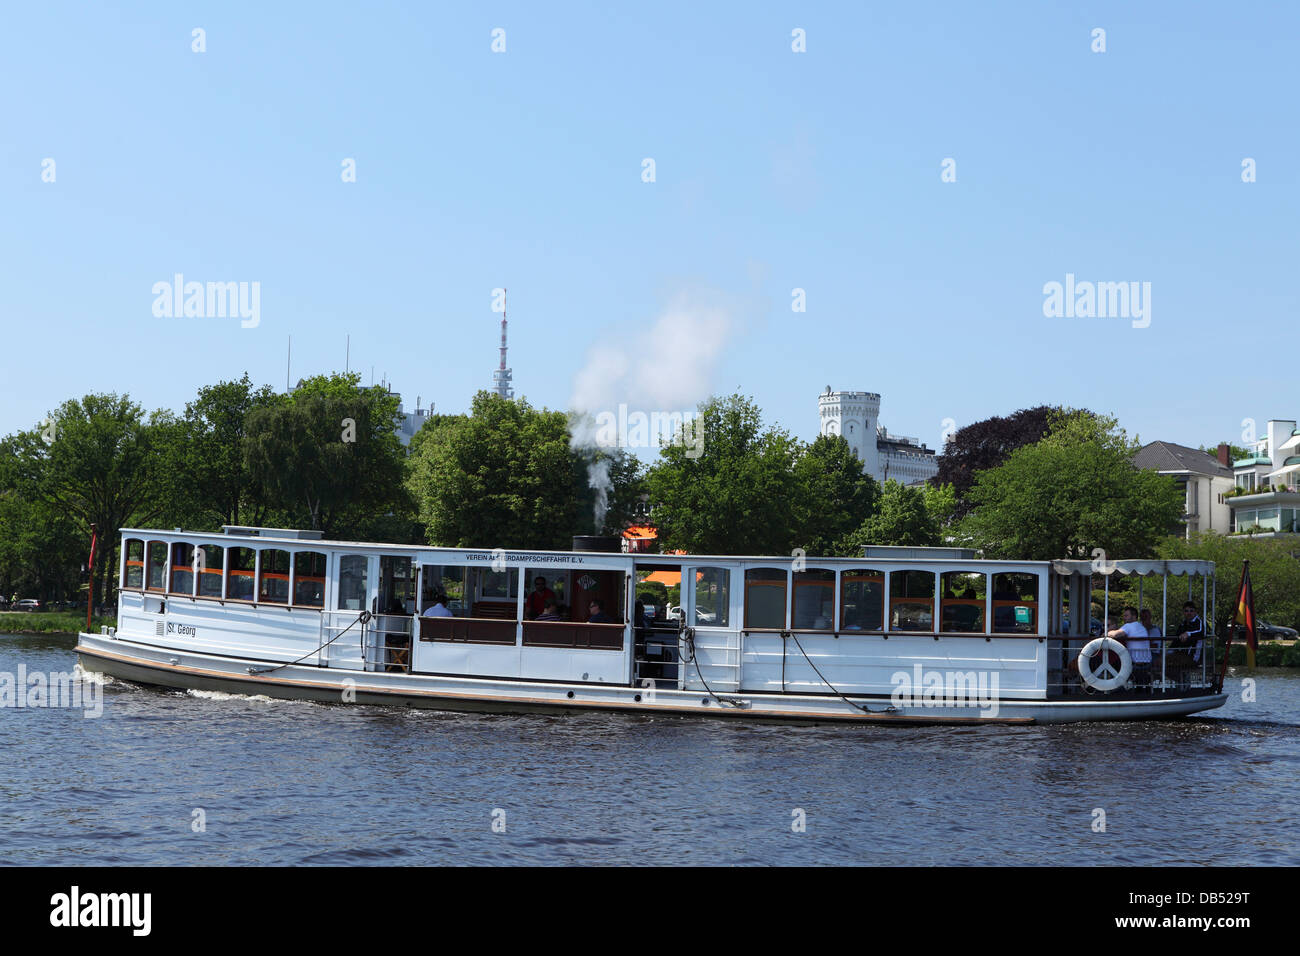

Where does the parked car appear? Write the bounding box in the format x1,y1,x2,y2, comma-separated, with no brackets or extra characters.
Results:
1062,615,1105,636
1256,620,1299,640
13,599,43,612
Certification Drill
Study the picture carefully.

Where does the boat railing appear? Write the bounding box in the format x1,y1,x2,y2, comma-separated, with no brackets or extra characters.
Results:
1047,634,1219,697
367,614,413,674
316,610,412,673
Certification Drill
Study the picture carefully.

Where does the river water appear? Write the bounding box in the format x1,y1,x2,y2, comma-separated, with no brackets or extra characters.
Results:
1,632,1296,866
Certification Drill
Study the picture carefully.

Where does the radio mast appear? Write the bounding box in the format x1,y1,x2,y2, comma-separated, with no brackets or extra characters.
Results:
492,287,514,398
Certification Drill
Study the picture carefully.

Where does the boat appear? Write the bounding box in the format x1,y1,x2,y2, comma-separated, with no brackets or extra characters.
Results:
75,527,1229,724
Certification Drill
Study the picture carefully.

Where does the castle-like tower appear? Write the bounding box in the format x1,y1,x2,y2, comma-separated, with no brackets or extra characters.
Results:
819,388,881,479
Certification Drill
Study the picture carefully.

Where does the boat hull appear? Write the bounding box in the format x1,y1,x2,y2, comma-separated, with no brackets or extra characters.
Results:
76,633,1227,726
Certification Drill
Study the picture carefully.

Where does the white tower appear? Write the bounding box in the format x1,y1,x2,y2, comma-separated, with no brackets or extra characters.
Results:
818,388,881,480
492,287,514,399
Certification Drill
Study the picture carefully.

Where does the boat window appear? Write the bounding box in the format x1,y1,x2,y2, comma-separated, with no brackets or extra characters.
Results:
466,566,520,619
840,570,884,631
694,567,730,627
744,568,787,629
889,570,934,631
792,569,835,630
293,551,327,607
421,565,467,615
940,571,986,633
146,541,168,591
227,547,256,602
336,554,369,611
525,569,569,618
170,543,196,595
478,569,518,601
572,569,623,623
992,573,1038,634
378,555,415,614
123,538,145,589
635,565,681,627
259,549,291,604
198,545,225,598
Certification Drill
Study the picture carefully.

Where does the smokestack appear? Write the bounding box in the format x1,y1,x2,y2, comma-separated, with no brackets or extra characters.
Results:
572,535,621,553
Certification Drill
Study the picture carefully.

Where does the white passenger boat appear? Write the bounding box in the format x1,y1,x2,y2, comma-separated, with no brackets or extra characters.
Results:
76,527,1229,724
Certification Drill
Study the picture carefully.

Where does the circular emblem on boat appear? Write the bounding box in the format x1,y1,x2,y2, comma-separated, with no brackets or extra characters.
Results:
1077,637,1132,693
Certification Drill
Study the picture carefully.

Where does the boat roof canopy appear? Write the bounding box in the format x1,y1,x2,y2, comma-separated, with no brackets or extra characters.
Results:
1051,559,1214,577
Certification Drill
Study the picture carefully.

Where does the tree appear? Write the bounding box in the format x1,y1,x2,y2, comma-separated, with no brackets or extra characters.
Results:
171,374,284,529
646,394,803,555
791,434,880,555
933,405,1075,519
0,438,83,602
1156,532,1300,633
837,480,940,551
407,392,582,549
243,372,408,535
8,394,171,609
958,411,1184,560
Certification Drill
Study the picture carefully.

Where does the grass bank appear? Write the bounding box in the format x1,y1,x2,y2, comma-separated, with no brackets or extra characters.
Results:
0,612,117,635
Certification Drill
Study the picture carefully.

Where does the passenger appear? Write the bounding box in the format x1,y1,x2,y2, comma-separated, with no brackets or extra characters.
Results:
526,577,555,619
535,600,561,622
588,599,613,624
1128,608,1159,686
1106,606,1147,686
422,592,453,617
1169,601,1204,676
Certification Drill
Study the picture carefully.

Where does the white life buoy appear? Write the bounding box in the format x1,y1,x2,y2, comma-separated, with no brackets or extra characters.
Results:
1078,637,1132,692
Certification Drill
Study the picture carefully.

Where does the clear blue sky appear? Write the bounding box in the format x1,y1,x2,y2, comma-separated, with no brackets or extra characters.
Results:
3,1,1296,454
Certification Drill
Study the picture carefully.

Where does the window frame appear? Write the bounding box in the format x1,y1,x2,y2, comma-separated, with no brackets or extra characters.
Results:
743,567,789,631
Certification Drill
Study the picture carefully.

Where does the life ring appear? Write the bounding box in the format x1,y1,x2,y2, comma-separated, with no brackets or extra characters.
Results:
1077,637,1132,692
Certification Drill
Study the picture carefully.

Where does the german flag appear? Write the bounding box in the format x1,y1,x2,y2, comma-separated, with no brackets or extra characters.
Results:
1234,560,1257,668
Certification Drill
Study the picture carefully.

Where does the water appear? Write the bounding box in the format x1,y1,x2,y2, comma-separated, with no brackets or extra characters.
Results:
2,632,1297,865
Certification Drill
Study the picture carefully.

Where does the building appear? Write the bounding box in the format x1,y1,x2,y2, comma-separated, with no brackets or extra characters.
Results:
1227,419,1300,537
1132,441,1235,537
394,395,432,448
817,388,938,485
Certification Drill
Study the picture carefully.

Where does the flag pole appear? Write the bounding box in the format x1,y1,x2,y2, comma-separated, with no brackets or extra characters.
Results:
85,523,97,632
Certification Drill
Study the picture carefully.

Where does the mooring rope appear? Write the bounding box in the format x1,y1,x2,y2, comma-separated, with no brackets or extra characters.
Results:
248,610,373,675
786,630,897,715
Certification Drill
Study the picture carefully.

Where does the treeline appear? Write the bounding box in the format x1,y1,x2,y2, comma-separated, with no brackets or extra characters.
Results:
3,379,1296,629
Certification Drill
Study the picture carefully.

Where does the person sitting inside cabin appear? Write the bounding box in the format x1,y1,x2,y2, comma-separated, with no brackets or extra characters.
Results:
1107,606,1148,685
1126,608,1159,685
526,577,556,619
1169,602,1204,674
422,591,453,617
588,598,613,624
535,600,561,622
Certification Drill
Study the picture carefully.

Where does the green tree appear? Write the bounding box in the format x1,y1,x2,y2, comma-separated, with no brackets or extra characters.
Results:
171,374,284,529
407,392,581,549
0,438,84,602
791,434,880,555
646,394,802,555
837,480,940,551
958,411,1184,560
243,372,408,535
1157,532,1300,633
8,394,171,609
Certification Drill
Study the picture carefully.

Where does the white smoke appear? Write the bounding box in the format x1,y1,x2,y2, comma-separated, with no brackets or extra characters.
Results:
587,457,612,532
568,291,736,530
569,291,734,421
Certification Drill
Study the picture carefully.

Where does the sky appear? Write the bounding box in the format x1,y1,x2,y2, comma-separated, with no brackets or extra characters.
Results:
2,1,1297,456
